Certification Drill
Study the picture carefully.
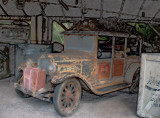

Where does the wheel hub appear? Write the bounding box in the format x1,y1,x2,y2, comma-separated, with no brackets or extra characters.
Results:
66,91,72,97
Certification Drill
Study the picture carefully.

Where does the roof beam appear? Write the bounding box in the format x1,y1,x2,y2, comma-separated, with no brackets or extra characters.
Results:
39,2,47,16
118,0,126,19
57,22,68,30
100,0,104,20
136,0,146,19
148,24,160,37
80,0,84,20
151,8,160,22
0,4,8,16
22,9,28,16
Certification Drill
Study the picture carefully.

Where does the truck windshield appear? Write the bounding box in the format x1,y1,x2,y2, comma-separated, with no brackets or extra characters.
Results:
65,35,95,52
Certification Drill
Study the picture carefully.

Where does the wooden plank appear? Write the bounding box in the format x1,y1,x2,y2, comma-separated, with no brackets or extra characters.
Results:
113,59,124,77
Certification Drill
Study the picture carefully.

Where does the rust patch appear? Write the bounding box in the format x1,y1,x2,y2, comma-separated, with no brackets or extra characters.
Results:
97,62,110,80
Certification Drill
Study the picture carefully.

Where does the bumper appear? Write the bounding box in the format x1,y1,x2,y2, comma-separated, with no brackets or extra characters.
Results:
14,83,53,102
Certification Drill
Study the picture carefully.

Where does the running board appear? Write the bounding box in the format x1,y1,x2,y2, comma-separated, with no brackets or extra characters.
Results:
93,83,130,95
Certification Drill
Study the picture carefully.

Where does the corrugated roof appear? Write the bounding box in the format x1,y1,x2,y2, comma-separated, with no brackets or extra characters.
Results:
0,0,160,24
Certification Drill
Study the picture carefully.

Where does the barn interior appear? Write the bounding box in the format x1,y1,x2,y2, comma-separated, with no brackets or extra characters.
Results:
0,0,160,118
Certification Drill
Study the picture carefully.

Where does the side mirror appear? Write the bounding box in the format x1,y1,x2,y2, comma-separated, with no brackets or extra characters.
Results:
52,42,64,53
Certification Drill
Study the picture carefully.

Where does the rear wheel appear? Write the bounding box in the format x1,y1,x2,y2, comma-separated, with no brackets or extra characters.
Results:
53,78,81,116
129,68,140,94
15,70,30,98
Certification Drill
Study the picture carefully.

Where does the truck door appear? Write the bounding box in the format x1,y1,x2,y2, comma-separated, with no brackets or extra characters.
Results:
112,37,125,77
97,36,113,80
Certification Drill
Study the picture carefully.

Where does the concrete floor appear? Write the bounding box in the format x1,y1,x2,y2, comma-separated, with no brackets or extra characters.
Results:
0,77,139,118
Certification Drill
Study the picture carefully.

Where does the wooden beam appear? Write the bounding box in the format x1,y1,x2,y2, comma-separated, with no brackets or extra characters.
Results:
100,0,104,20
136,0,146,19
118,0,126,19
148,24,160,37
57,22,68,31
0,4,8,16
151,8,160,22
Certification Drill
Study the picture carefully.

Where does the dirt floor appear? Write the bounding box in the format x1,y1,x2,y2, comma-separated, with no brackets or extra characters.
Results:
0,77,139,118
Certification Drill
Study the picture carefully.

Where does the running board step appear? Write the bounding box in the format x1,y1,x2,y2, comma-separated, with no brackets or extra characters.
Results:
95,83,130,95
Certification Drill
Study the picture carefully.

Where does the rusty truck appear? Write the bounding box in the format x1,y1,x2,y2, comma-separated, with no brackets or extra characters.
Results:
14,30,142,116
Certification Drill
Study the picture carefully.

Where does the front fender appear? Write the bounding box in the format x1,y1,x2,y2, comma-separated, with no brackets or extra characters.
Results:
124,63,140,84
51,73,84,84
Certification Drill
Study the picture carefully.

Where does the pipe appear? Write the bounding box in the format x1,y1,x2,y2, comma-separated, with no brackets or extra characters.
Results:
58,0,69,11
75,0,78,5
148,24,160,37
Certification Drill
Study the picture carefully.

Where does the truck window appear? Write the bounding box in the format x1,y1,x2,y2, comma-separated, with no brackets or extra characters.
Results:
98,36,112,59
114,37,125,58
52,22,73,44
127,38,140,56
65,35,95,52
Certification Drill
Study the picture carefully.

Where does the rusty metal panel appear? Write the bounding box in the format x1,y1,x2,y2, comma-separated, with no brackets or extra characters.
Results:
113,59,124,77
137,53,160,118
97,62,111,80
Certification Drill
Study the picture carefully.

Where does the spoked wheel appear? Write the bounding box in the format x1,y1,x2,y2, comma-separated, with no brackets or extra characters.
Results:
129,68,140,94
15,70,30,98
53,78,81,116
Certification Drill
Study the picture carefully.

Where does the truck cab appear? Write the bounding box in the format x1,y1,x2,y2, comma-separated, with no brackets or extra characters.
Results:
14,30,142,116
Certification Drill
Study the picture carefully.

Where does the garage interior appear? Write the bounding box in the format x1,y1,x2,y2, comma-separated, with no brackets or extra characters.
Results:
0,0,160,118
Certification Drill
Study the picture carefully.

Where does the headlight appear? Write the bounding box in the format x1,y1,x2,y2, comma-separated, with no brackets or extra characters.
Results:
48,63,57,73
26,59,35,67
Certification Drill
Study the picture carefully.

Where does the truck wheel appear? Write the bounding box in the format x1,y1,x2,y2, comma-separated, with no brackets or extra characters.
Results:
53,78,81,116
129,68,140,94
15,70,30,98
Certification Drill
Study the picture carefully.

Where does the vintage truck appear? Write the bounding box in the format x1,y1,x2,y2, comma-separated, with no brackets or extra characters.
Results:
14,30,142,116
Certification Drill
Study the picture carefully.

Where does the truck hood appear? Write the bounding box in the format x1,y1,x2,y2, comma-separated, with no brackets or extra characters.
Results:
46,50,94,62
52,50,94,59
38,50,95,68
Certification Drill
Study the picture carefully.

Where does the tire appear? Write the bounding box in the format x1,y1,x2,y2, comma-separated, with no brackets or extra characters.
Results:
15,70,30,98
129,68,140,94
53,78,81,116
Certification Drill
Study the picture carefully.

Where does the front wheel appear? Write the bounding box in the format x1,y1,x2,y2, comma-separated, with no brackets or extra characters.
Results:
129,68,140,94
53,78,81,116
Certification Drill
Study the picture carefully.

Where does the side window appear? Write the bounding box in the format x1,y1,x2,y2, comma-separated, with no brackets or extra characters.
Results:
127,38,140,56
52,22,73,44
114,37,125,58
98,36,112,59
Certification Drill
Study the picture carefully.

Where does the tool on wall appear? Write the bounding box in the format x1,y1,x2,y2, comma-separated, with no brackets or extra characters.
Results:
2,0,8,5
58,0,79,11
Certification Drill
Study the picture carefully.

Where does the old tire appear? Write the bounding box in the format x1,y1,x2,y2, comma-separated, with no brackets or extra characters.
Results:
53,78,81,116
129,68,140,94
15,70,30,98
